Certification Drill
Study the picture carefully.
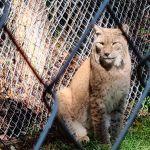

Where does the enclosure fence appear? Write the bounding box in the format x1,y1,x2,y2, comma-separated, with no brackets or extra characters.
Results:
0,0,149,149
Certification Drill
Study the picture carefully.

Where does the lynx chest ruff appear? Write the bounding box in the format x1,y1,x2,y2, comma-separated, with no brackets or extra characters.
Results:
90,62,131,113
103,76,129,112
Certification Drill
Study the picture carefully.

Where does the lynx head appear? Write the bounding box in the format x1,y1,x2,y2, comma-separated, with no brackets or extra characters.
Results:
92,25,129,70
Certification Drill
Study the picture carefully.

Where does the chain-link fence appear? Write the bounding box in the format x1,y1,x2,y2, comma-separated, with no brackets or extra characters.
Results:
0,0,149,147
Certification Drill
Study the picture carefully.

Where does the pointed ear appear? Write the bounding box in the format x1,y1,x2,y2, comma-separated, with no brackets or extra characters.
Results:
122,24,129,33
93,24,102,35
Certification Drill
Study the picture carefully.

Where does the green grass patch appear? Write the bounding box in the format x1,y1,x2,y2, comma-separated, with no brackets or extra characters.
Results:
42,116,150,150
121,116,150,150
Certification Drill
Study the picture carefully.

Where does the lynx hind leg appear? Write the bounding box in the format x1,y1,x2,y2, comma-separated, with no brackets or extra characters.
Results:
57,87,72,115
57,88,89,143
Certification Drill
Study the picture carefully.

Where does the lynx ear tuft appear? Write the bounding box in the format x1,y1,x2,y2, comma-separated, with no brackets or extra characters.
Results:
122,24,129,33
93,24,102,35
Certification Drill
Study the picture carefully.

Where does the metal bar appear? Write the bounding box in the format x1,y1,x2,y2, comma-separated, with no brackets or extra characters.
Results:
34,91,58,150
40,0,111,149
56,117,84,150
0,0,10,29
44,0,111,93
107,6,143,61
137,53,150,86
112,78,150,150
107,5,150,150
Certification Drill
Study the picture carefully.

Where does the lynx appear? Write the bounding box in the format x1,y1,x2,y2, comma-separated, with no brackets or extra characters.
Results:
57,25,131,145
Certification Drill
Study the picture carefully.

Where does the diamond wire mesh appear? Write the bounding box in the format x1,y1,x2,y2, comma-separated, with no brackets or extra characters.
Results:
0,1,5,17
0,0,149,142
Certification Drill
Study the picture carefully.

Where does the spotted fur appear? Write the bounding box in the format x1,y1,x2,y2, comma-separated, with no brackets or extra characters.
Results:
57,25,131,145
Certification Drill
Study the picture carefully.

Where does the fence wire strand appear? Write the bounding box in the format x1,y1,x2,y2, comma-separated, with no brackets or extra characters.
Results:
0,0,149,148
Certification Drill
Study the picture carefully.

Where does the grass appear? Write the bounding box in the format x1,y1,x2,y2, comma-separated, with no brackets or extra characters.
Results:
42,115,150,150
121,116,150,150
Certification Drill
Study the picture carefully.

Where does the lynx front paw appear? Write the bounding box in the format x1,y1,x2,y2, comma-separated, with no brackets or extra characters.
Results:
72,121,90,143
77,135,90,143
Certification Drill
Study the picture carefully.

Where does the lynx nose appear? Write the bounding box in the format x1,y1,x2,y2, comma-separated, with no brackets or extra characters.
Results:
104,53,110,57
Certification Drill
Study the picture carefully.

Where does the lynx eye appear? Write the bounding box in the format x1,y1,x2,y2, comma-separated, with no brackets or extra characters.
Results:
99,42,104,45
112,42,118,45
